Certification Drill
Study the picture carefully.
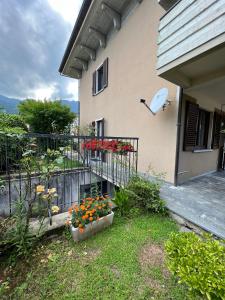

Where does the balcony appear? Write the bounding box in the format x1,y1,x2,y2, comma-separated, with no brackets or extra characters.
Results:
157,0,225,88
0,133,138,216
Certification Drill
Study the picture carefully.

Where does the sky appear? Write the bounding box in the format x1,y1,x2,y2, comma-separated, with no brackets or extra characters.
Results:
0,0,83,101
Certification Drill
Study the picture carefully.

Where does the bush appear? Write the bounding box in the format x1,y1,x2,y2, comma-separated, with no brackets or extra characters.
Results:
19,99,76,134
126,176,166,214
165,232,225,300
0,113,27,132
113,188,134,216
0,113,28,171
0,132,28,171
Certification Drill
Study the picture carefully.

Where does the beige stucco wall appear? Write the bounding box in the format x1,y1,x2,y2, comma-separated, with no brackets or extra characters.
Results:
79,0,178,183
178,92,223,184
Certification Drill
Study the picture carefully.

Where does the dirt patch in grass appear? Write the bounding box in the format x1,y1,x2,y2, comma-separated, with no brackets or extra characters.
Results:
139,242,170,280
139,243,165,269
110,265,121,279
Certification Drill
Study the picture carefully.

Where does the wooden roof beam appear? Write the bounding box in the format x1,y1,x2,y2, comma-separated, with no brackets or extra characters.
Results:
89,27,106,48
69,67,82,79
101,3,121,31
80,45,96,61
74,57,88,71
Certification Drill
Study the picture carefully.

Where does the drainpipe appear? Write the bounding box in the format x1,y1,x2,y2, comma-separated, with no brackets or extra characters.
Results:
174,87,183,186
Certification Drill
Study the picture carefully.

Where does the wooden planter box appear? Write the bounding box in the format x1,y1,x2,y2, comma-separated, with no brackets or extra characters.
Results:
70,212,114,242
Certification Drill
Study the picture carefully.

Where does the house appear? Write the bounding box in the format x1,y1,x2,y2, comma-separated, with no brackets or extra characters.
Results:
59,0,225,186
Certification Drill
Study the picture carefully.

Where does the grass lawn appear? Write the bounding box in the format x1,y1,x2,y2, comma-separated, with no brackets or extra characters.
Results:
0,214,189,300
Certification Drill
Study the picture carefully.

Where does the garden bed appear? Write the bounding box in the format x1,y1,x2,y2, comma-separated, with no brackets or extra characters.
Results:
0,214,190,299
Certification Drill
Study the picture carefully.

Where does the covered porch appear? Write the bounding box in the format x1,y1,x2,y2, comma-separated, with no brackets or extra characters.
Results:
161,171,225,239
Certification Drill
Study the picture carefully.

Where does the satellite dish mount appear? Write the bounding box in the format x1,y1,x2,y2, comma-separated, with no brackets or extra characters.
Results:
140,88,170,116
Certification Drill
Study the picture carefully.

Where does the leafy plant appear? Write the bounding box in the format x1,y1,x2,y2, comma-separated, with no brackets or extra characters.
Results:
19,99,76,134
113,188,133,216
126,175,166,214
165,232,225,300
2,146,61,258
0,113,27,132
6,196,37,258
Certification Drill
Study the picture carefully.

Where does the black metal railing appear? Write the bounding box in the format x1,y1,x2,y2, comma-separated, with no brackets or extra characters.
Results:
0,133,138,216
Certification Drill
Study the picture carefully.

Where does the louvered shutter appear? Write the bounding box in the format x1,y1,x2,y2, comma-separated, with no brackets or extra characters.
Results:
103,58,108,88
212,112,222,149
183,101,199,151
92,71,96,96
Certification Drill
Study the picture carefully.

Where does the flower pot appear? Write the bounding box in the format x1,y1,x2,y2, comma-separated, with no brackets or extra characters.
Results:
70,212,114,242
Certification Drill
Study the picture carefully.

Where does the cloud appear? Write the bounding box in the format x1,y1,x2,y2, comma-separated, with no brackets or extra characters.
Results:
0,0,83,100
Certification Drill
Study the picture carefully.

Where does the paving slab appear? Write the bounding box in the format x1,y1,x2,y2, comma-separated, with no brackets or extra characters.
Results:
161,171,225,239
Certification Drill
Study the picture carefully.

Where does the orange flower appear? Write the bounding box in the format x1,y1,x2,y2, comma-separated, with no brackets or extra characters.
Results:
89,213,93,217
80,205,85,211
86,197,92,201
82,216,86,220
98,206,102,209
68,207,73,215
89,217,93,222
79,228,84,233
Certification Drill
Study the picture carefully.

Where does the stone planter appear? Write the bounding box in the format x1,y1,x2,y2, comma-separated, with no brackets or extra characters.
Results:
70,211,114,242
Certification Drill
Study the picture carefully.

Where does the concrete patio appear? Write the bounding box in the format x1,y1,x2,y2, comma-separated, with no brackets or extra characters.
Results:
161,171,225,239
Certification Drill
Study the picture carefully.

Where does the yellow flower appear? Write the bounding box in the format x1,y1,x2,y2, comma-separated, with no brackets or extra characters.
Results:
36,185,45,193
42,194,49,200
48,188,57,194
51,205,60,214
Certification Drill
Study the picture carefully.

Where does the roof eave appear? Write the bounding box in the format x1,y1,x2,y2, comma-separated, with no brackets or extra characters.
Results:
58,0,93,74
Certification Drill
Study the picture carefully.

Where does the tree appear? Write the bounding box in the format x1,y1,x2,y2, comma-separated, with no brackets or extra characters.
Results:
0,112,28,133
18,99,76,134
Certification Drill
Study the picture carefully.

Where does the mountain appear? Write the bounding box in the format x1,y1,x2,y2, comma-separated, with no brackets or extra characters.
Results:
61,100,79,114
0,95,79,114
0,95,21,114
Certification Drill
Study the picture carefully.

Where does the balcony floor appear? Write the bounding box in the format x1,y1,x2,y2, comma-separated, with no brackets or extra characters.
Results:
161,171,225,239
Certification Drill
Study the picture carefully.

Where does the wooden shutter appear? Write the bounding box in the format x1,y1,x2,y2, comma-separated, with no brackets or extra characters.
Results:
92,71,96,96
212,112,222,149
183,101,199,151
103,58,108,88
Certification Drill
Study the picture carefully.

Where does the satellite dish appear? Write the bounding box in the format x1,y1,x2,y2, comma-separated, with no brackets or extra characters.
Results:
149,88,169,115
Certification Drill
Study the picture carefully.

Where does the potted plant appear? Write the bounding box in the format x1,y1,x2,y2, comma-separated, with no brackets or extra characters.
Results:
67,196,114,242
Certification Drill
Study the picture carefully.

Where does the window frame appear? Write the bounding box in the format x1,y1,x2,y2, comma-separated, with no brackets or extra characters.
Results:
92,58,108,96
95,64,104,94
183,100,212,152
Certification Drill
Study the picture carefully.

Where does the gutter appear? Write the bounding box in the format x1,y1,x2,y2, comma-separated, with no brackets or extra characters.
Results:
174,87,183,186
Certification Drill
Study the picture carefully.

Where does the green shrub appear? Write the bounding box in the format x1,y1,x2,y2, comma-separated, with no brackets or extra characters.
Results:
0,113,28,171
19,99,75,134
0,113,28,132
0,132,28,171
165,232,225,300
126,176,166,213
113,188,134,216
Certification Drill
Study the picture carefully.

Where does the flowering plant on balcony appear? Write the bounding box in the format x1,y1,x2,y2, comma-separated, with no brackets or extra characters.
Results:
82,139,134,154
67,196,112,233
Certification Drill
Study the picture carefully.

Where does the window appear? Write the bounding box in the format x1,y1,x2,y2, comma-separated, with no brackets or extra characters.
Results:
97,65,104,93
196,109,210,149
184,101,210,151
92,58,108,95
212,111,222,149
